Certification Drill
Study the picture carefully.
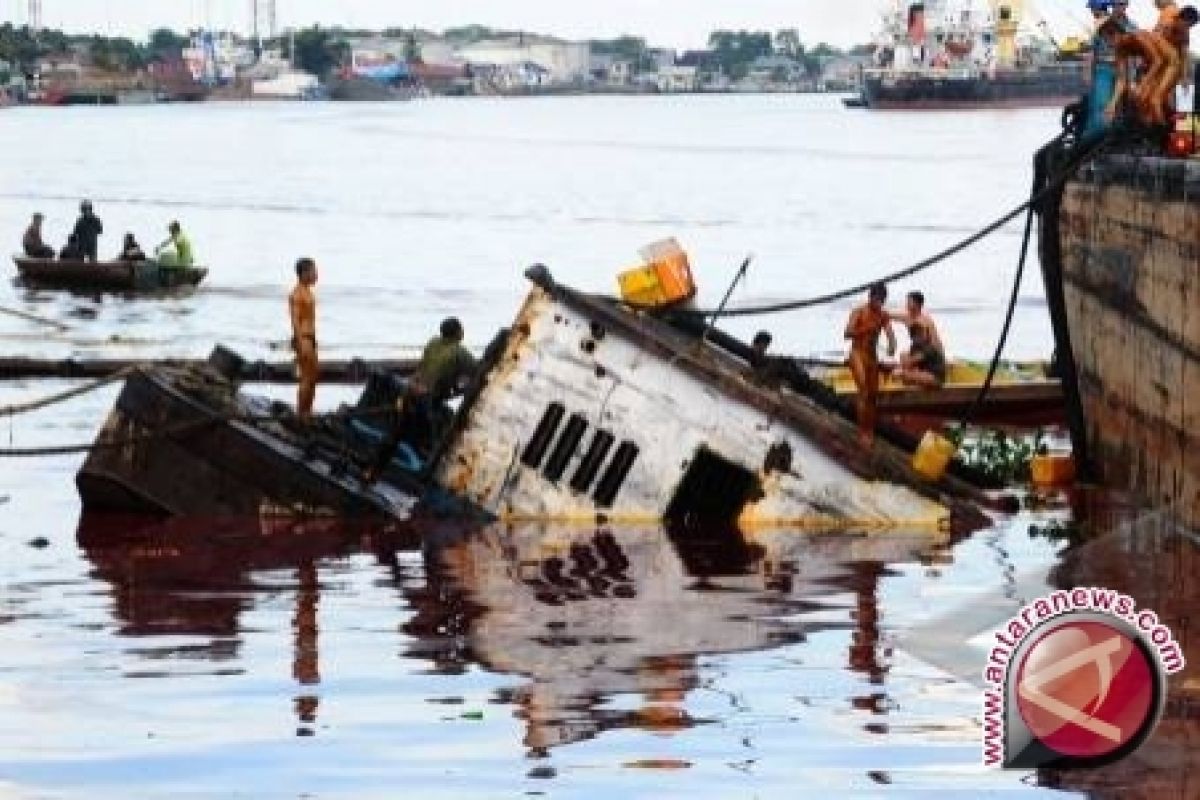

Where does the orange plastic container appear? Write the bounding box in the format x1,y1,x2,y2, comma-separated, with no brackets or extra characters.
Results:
618,239,697,308
1030,453,1076,487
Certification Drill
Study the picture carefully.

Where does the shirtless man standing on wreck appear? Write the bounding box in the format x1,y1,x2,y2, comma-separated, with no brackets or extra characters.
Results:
845,283,896,448
289,257,319,424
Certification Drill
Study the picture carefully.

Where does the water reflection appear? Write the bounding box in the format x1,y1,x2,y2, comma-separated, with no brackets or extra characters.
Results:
1036,497,1200,799
77,513,951,755
415,522,950,752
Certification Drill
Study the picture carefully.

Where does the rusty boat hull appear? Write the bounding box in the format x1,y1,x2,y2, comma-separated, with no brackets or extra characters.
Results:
1042,153,1200,527
76,361,436,519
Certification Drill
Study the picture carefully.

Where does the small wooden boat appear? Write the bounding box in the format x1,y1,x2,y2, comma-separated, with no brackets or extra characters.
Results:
814,359,1065,430
13,256,207,292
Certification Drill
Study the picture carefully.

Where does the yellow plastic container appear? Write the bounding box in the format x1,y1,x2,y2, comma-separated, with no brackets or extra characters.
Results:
618,264,669,307
1031,453,1076,487
912,431,956,482
618,239,697,308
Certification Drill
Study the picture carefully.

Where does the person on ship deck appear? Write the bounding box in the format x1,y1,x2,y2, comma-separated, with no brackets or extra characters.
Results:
1101,8,1198,126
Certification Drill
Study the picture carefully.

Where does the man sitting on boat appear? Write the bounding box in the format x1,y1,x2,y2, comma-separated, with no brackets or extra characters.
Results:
893,322,947,389
154,221,194,268
119,233,147,262
889,290,944,354
22,213,54,259
59,233,84,261
71,201,103,262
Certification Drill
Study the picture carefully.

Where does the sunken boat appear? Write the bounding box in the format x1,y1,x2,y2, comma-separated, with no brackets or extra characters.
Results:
13,257,207,292
78,267,994,530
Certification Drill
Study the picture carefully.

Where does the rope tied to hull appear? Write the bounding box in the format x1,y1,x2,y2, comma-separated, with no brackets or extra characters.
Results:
0,367,138,418
688,129,1120,319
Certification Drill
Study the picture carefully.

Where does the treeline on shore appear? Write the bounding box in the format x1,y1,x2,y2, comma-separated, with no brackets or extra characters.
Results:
1,22,869,80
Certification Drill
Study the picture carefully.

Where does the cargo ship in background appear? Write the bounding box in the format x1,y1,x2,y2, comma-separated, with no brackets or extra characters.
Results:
854,0,1087,109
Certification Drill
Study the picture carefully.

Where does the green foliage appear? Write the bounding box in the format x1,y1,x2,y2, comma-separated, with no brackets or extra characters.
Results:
0,22,68,68
84,35,146,71
707,30,773,78
948,427,1048,485
285,27,349,77
147,28,188,60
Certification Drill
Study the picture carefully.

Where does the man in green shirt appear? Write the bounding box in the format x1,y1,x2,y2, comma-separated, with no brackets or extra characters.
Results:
412,317,478,404
155,221,194,268
364,317,478,483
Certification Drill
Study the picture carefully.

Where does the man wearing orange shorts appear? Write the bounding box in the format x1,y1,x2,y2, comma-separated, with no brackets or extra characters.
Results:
844,283,896,448
289,257,319,423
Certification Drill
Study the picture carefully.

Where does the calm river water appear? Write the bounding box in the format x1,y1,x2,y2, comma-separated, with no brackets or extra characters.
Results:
0,96,1189,798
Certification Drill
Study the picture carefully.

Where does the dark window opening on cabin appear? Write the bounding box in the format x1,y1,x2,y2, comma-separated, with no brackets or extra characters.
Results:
570,429,615,494
521,402,565,469
665,447,760,528
543,413,589,483
594,441,639,507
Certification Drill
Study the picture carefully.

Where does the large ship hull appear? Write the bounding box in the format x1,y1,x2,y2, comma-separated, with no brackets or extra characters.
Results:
1042,154,1200,527
862,65,1085,109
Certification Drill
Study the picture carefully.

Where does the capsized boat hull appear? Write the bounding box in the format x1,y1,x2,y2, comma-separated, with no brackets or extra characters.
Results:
433,269,991,531
14,257,207,292
76,363,429,519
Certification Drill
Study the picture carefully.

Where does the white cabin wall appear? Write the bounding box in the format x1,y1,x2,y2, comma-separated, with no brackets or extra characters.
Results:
437,288,947,527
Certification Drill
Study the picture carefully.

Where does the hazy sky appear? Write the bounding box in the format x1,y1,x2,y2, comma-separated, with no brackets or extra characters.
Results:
3,1,1155,49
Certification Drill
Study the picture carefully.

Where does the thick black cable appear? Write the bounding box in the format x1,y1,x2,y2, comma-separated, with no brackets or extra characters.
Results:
962,193,1036,426
692,131,1113,318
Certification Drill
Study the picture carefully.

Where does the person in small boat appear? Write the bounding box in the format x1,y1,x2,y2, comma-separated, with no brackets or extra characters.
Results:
894,322,947,389
22,213,55,259
289,257,319,424
154,221,194,268
119,233,147,262
844,282,896,448
890,290,944,354
364,317,479,483
71,200,103,262
59,232,84,261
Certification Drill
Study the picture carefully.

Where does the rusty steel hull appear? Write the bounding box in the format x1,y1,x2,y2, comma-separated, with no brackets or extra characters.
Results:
434,273,990,530
1054,155,1200,527
77,366,425,519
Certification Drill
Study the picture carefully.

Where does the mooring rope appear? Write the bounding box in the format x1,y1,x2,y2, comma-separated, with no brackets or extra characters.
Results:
0,367,137,418
690,130,1115,318
0,304,69,331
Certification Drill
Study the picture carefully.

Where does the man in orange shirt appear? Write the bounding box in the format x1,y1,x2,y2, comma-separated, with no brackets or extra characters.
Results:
289,257,319,423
